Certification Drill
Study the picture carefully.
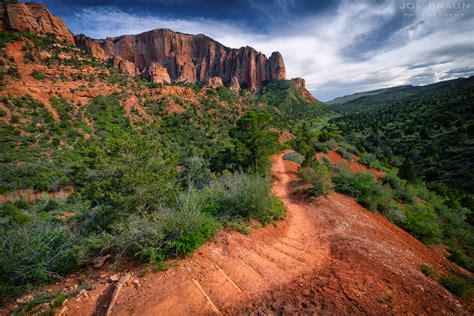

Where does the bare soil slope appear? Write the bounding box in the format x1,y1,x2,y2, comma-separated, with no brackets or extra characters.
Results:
50,151,471,315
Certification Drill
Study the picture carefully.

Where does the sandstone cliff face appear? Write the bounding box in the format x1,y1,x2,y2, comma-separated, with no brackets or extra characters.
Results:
75,29,286,90
0,2,74,45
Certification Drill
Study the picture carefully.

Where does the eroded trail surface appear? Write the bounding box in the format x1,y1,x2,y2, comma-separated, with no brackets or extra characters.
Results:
63,152,471,315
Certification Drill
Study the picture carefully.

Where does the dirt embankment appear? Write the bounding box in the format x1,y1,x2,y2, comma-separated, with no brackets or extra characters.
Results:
26,151,468,315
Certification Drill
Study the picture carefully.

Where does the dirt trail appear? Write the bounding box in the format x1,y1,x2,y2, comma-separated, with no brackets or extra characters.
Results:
57,151,470,315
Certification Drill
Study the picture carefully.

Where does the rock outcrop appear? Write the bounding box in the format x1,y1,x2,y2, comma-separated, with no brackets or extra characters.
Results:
229,76,240,93
108,56,140,76
206,76,223,88
75,29,286,90
293,77,318,103
142,62,171,84
0,2,74,45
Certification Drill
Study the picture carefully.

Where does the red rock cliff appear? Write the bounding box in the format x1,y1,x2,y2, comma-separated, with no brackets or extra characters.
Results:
75,29,286,90
0,2,74,45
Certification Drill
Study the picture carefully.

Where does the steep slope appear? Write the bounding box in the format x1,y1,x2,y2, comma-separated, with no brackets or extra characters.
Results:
75,29,286,90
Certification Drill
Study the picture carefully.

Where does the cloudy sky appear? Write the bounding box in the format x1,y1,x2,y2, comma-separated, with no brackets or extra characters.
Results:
36,0,474,100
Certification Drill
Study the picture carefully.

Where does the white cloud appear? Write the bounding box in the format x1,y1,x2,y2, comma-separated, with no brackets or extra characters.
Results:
68,0,474,101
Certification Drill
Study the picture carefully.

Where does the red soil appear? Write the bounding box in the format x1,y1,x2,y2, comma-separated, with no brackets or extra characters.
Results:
318,150,385,180
3,41,120,121
12,151,469,315
0,187,73,204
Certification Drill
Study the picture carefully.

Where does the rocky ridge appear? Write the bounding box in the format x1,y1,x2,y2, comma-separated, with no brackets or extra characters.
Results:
0,1,74,44
75,29,286,91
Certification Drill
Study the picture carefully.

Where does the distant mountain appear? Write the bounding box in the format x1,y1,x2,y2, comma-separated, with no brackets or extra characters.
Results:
326,85,413,106
327,77,474,113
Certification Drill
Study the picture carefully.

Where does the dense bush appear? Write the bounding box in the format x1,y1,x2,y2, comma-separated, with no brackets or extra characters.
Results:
89,202,219,264
0,221,79,299
299,163,333,197
333,168,390,211
439,275,473,298
200,172,285,225
31,69,46,80
336,147,352,161
283,151,304,165
403,203,442,245
446,248,474,272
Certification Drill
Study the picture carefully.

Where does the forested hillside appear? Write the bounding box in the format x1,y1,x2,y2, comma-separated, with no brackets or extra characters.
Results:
329,77,474,194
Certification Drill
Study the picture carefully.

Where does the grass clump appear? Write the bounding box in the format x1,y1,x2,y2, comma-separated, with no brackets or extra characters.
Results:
336,147,352,161
0,221,79,300
420,263,435,277
31,69,46,80
283,151,304,165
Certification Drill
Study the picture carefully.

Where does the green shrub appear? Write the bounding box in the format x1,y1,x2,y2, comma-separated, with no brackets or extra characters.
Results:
10,114,19,124
165,207,219,256
178,156,213,190
299,163,333,197
382,201,405,225
447,248,474,272
439,276,472,298
359,152,386,170
333,168,390,211
7,66,21,79
395,183,420,204
283,151,304,165
420,263,435,276
381,174,402,190
336,147,352,161
31,69,46,80
403,203,442,245
0,204,31,226
89,201,219,264
0,221,79,299
0,109,6,117
201,172,285,225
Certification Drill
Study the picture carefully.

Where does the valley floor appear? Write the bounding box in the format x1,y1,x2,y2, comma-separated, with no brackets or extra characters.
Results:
14,151,472,315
